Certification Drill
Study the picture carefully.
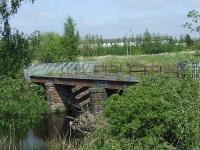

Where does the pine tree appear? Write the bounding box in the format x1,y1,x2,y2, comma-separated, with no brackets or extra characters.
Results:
185,34,193,47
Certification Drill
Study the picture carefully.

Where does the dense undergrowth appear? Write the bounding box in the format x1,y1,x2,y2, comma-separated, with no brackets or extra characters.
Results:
0,76,47,115
76,72,200,150
0,76,48,141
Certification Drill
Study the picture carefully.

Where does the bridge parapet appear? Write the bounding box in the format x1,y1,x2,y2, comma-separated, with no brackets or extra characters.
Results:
24,61,97,81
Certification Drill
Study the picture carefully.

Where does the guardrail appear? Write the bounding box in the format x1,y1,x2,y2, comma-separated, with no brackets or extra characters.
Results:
63,64,179,76
25,61,200,80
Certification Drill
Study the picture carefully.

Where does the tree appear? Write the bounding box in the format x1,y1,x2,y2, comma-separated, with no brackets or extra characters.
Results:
184,10,200,34
80,34,93,56
36,32,63,62
0,0,35,77
142,29,152,54
0,0,35,38
62,16,80,61
143,29,151,43
185,34,193,47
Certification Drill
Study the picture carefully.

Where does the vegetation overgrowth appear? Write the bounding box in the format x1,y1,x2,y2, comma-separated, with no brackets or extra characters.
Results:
0,1,200,149
79,51,200,67
0,0,48,144
72,72,200,149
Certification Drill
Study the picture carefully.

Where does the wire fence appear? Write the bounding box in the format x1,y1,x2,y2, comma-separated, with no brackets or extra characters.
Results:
177,61,200,80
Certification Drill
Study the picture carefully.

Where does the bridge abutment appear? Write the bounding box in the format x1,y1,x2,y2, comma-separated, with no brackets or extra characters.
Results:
89,88,108,114
45,83,66,112
45,83,109,113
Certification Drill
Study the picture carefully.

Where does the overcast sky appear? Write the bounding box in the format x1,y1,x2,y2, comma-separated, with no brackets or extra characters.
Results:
10,0,200,38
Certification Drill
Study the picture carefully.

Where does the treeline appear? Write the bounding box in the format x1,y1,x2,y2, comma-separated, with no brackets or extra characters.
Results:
30,29,200,63
79,31,193,56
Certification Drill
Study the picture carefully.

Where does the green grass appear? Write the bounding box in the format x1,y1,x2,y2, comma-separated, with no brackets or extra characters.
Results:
79,51,200,67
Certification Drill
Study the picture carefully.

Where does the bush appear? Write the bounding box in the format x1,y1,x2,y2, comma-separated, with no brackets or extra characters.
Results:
142,42,184,54
101,74,199,149
0,76,47,115
71,73,200,150
0,76,48,140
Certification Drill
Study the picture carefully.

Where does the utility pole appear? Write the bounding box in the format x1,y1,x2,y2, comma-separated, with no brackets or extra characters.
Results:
129,28,132,55
126,37,129,55
125,35,128,55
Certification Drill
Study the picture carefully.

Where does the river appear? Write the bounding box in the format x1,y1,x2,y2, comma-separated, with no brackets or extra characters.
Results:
0,112,83,150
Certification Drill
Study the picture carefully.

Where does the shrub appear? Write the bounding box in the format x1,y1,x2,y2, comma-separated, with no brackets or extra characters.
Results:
142,42,184,54
0,76,47,115
0,76,48,140
103,74,199,149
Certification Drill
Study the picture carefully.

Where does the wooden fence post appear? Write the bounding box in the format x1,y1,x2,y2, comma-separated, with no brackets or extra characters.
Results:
128,64,131,75
144,66,147,75
159,66,162,74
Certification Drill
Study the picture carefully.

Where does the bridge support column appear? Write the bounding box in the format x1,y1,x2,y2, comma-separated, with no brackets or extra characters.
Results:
45,83,66,112
89,88,107,114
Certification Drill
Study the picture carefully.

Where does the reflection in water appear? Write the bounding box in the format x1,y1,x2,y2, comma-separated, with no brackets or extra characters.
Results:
0,113,79,149
47,113,65,138
22,131,44,150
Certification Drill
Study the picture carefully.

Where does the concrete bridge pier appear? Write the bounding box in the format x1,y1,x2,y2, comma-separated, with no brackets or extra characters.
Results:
89,88,108,114
45,83,66,112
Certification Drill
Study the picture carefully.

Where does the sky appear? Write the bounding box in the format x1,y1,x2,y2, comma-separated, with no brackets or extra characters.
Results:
10,0,200,39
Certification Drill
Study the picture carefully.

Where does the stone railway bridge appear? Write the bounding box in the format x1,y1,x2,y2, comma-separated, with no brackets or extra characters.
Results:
26,61,200,113
25,62,139,113
30,74,138,113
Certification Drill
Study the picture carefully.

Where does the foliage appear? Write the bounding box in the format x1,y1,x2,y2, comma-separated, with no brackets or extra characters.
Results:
80,34,104,56
33,32,63,62
0,1,48,144
79,73,200,149
31,17,80,63
103,74,200,149
61,16,80,61
184,10,200,33
0,0,35,35
185,34,193,48
0,31,32,77
0,0,35,77
143,29,152,43
78,31,185,57
0,76,48,140
0,76,47,115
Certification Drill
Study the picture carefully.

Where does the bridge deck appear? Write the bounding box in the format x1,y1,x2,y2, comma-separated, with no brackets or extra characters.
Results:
30,74,139,89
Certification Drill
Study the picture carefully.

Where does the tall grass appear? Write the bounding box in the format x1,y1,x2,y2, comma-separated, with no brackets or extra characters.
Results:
79,51,200,67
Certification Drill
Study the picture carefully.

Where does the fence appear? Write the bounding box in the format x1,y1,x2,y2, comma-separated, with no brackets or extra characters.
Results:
67,64,178,76
177,61,200,80
70,62,200,80
25,61,200,80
